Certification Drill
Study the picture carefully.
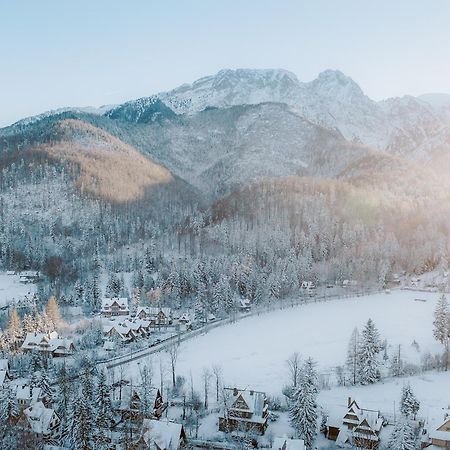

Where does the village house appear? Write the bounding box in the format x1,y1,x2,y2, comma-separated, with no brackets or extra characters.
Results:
15,384,43,411
131,419,187,450
103,323,135,343
101,297,130,317
103,317,152,343
325,397,383,449
136,307,172,325
272,437,305,450
239,298,251,312
301,281,316,291
21,401,61,442
21,331,75,357
422,410,450,449
19,271,40,284
219,387,269,435
177,312,193,330
113,382,167,421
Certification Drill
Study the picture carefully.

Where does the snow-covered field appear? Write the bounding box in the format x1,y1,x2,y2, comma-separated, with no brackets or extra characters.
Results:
121,289,448,417
0,272,37,307
172,291,439,387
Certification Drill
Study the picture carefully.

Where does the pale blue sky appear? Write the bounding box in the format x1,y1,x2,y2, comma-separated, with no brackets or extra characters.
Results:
1,0,450,126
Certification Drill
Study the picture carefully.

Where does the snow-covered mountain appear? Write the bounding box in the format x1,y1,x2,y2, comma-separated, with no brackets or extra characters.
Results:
2,67,450,201
98,68,448,158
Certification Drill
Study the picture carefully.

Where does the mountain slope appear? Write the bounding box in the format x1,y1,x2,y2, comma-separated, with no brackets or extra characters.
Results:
99,68,449,160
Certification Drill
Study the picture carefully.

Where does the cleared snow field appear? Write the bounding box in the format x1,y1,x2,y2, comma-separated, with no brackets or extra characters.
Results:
0,273,37,307
124,290,443,398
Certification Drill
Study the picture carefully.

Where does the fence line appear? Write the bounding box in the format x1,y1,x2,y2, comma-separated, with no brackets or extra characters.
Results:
102,287,381,370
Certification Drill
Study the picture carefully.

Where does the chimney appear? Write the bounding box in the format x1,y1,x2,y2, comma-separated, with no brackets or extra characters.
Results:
250,390,254,396
348,397,352,408
233,388,238,396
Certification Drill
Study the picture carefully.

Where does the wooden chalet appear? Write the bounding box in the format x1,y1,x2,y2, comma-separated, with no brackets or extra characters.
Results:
101,297,130,317
114,382,167,421
21,332,75,357
326,397,383,449
136,307,172,325
21,401,61,442
219,387,269,435
422,412,450,449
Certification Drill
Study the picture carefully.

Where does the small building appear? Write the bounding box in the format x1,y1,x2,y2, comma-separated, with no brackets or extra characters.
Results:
103,323,135,343
15,384,43,410
22,401,61,442
101,297,130,317
19,271,40,283
136,307,172,325
131,419,187,450
301,281,315,291
21,332,75,357
114,383,167,421
219,387,269,435
325,397,383,449
422,411,450,449
272,437,305,450
239,298,251,312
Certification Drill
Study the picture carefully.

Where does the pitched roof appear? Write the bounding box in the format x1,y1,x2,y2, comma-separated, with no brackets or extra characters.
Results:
21,332,73,354
140,419,183,450
118,385,161,411
272,437,305,450
24,401,58,434
225,388,267,422
102,297,129,310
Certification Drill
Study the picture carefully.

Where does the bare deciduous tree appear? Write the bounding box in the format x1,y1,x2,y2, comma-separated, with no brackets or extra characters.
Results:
168,342,179,389
287,352,301,387
202,368,212,409
212,364,223,402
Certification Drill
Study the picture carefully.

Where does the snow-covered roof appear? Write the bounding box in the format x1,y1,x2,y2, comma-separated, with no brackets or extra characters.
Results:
272,437,305,450
430,417,450,441
239,298,251,308
24,401,58,435
16,385,42,403
20,271,39,278
178,312,192,322
102,297,129,310
21,332,74,354
140,419,184,450
22,331,59,347
226,388,267,421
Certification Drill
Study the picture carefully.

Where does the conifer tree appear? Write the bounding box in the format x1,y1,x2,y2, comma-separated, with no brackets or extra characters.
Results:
289,358,319,449
39,369,54,406
6,308,22,349
65,390,93,450
433,294,450,370
359,318,381,384
400,384,420,419
46,296,62,329
94,371,113,448
346,327,360,385
387,418,417,450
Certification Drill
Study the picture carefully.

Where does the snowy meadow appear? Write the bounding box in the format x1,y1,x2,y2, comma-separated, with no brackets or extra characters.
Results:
122,290,442,394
